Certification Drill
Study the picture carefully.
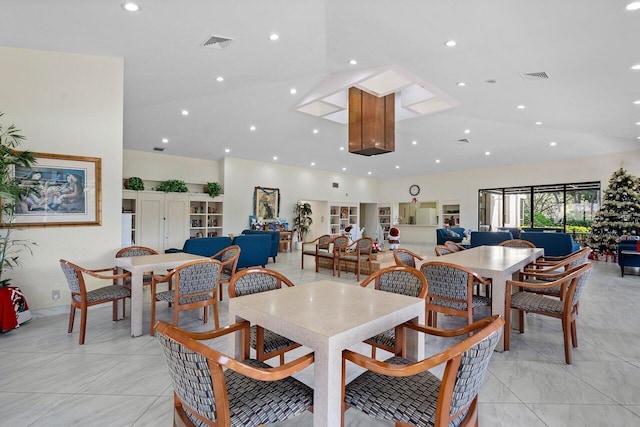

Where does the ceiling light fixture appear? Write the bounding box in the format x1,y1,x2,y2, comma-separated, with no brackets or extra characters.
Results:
395,165,400,169
412,140,417,145
626,2,640,11
225,148,230,153
181,109,189,116
273,156,278,160
367,171,372,175
122,2,140,12
485,151,491,156
161,138,169,143
456,82,466,86
464,129,470,134
535,121,542,125
445,40,457,47
269,33,279,41
342,167,347,171
634,100,640,105
339,146,344,151
631,64,640,70
290,88,297,94
348,59,358,65
349,87,395,156
249,125,256,131
311,162,315,166
636,122,640,125
435,159,441,163
312,129,318,134
550,141,557,146
517,105,526,109
216,76,224,82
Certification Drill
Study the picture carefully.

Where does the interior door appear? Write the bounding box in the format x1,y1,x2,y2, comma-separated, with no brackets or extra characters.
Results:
137,192,164,251
164,193,189,250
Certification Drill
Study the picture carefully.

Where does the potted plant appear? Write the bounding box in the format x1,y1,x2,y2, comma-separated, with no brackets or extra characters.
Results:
156,179,189,192
205,182,222,198
124,176,144,191
292,201,312,249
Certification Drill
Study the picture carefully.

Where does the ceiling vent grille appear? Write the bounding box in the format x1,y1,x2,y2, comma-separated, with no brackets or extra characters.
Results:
153,147,165,152
457,138,470,144
520,71,549,80
202,35,234,49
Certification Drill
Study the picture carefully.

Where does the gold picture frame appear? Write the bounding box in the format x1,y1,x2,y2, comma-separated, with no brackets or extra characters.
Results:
5,152,102,227
253,186,280,222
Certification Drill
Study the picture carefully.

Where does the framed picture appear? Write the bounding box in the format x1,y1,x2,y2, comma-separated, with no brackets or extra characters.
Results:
6,152,102,227
253,186,280,222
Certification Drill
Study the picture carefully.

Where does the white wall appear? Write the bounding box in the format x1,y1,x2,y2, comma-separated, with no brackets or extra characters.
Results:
378,150,640,232
123,149,220,187
0,47,124,309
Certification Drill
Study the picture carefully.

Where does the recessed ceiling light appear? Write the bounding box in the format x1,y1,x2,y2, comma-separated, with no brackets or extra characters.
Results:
626,2,640,11
464,129,470,134
161,138,169,143
224,148,230,153
289,88,297,94
269,33,279,41
367,171,372,175
550,141,557,146
342,167,347,171
395,165,400,169
273,156,278,161
249,125,256,131
122,2,140,12
216,76,224,82
456,82,466,87
348,59,358,65
312,129,318,134
637,136,640,139
435,159,441,163
181,109,189,116
339,146,344,151
412,140,417,145
485,151,491,156
631,64,640,70
636,122,640,125
517,105,526,109
445,40,457,47
311,162,316,166
634,100,640,105
535,121,543,125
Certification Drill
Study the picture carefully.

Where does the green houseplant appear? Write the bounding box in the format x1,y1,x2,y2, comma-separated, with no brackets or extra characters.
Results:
0,113,37,287
205,182,222,198
156,179,189,192
125,176,144,191
292,201,313,244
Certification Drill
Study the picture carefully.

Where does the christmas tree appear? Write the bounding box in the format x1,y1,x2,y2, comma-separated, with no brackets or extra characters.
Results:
587,168,640,253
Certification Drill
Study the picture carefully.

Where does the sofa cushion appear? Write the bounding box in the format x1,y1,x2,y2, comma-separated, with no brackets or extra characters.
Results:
241,229,280,261
520,232,580,257
232,235,271,269
436,227,465,245
470,231,513,248
165,237,232,257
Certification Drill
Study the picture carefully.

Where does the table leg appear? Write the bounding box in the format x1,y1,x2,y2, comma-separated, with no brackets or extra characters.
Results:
130,270,144,337
313,346,342,427
489,271,507,352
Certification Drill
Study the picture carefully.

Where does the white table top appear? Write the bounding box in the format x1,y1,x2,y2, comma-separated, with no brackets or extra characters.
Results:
114,251,206,271
438,245,543,275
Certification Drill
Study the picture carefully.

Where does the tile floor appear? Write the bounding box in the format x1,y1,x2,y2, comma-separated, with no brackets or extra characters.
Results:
1,244,640,426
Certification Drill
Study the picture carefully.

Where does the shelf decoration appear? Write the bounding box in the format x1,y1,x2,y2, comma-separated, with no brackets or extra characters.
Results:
254,186,280,222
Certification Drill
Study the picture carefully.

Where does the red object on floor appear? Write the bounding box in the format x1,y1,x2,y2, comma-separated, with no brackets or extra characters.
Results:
0,287,18,331
637,241,640,252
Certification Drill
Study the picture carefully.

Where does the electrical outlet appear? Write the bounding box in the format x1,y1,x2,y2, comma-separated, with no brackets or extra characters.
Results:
52,290,60,300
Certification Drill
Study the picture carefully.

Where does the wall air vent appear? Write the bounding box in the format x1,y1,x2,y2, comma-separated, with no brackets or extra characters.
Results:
202,35,234,49
520,71,549,80
332,182,339,188
153,147,165,152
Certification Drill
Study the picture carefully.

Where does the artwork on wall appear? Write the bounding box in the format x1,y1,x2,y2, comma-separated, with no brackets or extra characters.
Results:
254,186,280,222
7,152,101,227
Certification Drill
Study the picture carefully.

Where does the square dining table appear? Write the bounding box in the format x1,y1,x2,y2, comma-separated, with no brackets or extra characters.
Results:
435,245,544,350
114,252,206,337
228,280,425,427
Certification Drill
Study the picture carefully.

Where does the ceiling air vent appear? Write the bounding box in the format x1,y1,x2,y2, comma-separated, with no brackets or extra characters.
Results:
457,138,470,144
153,147,165,152
520,71,549,80
202,35,234,49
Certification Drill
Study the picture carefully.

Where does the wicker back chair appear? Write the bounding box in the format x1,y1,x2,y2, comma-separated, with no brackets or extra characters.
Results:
498,239,536,248
343,315,504,427
393,248,424,268
300,234,332,270
330,235,351,276
211,245,240,301
115,245,158,288
155,320,314,427
444,240,467,252
434,245,454,256
336,237,374,281
228,268,302,364
360,265,428,357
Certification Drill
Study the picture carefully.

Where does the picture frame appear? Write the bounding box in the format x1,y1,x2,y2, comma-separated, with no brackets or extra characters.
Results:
253,186,280,222
6,152,102,227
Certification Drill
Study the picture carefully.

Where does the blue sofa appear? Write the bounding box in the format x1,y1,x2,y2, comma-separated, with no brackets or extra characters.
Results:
166,236,232,257
232,234,271,269
618,240,640,277
436,227,465,245
469,231,513,248
520,232,580,257
241,229,280,263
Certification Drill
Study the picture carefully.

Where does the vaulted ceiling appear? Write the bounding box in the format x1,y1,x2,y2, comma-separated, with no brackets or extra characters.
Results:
2,0,639,179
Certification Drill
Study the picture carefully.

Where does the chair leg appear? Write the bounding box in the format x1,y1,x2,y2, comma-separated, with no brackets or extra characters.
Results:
112,300,117,321
79,306,88,345
68,304,76,333
504,306,511,351
212,299,220,329
519,310,525,333
279,353,285,365
150,297,157,337
562,317,572,364
371,346,376,358
571,319,578,348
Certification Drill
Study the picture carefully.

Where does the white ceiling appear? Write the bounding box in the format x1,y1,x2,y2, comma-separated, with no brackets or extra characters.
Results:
1,0,639,179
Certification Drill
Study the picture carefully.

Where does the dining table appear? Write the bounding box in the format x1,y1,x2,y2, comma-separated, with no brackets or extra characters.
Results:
434,245,544,351
228,280,425,427
114,252,206,337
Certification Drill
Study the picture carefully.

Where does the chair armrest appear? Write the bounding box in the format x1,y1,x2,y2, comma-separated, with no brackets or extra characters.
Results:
84,268,131,281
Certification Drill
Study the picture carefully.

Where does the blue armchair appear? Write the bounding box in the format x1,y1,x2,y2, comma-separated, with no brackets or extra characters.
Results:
436,227,465,245
469,231,513,247
232,234,271,269
242,229,280,263
618,240,640,277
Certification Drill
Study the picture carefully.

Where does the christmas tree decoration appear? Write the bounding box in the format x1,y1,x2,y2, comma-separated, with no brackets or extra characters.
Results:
587,168,640,253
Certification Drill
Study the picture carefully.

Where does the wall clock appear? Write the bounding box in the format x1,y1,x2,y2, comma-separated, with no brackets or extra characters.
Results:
409,184,420,196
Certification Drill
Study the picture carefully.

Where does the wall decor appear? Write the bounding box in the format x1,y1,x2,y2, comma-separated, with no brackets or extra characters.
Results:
8,152,101,227
254,186,280,222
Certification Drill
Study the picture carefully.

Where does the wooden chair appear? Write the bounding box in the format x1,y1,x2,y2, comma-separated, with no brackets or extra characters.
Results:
300,233,331,270
329,235,350,276
359,265,427,357
444,240,467,252
336,237,373,281
154,320,314,427
228,268,302,364
505,262,593,364
114,246,158,294
420,261,492,328
342,315,504,427
150,258,222,336
211,245,240,301
59,259,132,345
498,239,536,248
434,245,454,256
393,248,424,268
